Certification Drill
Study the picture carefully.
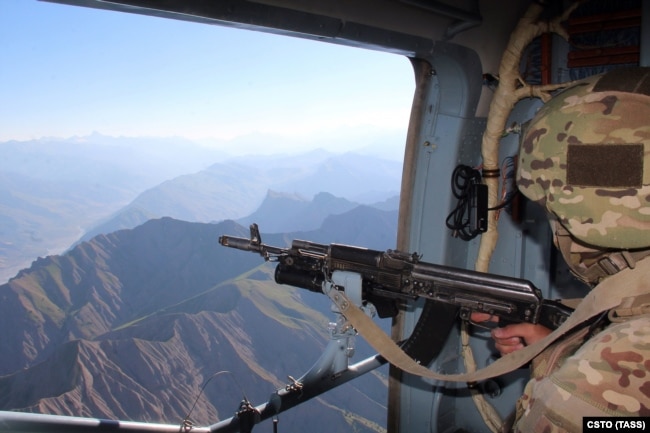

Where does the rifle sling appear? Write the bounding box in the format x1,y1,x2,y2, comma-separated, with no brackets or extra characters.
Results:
326,259,650,383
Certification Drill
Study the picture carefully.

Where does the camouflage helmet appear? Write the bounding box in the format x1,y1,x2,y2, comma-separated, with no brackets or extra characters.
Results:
518,67,650,250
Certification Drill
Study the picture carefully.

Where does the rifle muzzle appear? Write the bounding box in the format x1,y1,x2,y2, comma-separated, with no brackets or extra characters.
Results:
218,235,262,253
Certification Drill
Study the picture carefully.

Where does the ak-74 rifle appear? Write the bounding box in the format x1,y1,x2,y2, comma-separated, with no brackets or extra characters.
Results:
218,223,572,329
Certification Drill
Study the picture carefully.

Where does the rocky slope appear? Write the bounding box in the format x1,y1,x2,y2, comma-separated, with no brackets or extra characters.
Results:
0,212,396,431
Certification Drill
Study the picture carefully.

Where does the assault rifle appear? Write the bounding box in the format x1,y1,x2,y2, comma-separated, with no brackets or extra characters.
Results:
219,224,573,329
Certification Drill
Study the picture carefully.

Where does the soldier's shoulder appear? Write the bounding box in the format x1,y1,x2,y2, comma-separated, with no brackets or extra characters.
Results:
551,314,650,416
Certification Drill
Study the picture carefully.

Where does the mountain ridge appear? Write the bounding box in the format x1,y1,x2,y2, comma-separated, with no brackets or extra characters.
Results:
0,210,396,431
1,135,402,284
78,152,401,244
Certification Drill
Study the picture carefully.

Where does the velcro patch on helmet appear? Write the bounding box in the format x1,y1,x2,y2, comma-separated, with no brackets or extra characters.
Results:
567,144,644,188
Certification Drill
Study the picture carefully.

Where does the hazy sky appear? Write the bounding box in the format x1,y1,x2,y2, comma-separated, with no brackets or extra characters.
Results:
1,0,415,151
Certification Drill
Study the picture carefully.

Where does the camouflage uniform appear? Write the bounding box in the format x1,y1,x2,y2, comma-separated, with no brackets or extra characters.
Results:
512,67,650,431
513,313,650,432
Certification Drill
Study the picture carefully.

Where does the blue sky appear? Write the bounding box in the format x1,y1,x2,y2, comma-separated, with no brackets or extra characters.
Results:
1,0,414,152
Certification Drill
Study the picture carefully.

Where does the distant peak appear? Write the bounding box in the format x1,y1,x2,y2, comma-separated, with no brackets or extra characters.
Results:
312,191,341,202
265,190,307,201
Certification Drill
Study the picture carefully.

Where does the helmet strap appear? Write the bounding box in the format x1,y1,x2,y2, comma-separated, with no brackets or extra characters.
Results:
552,220,650,286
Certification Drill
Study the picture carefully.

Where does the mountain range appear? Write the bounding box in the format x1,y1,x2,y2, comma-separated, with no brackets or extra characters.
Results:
0,207,398,431
81,151,401,236
0,135,402,283
0,134,224,284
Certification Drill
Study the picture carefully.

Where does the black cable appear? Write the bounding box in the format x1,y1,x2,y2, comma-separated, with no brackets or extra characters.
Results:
445,165,483,241
487,196,514,212
487,156,519,212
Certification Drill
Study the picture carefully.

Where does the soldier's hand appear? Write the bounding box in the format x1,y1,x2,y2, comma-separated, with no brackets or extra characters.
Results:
470,312,552,356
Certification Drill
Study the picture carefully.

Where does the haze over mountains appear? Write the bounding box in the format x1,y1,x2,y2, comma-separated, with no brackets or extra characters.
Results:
79,151,401,242
0,134,223,283
0,134,402,283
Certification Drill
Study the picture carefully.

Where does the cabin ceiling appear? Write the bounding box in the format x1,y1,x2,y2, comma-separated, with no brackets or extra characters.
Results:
42,0,482,57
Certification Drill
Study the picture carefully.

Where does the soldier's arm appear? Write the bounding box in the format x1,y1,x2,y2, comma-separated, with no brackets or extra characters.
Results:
471,312,552,355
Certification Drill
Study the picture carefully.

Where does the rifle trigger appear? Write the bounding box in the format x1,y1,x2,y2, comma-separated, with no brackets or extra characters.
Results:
469,316,498,331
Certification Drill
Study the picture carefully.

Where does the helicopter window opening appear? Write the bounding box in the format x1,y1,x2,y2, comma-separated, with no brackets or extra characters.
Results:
0,0,415,276
1,0,414,429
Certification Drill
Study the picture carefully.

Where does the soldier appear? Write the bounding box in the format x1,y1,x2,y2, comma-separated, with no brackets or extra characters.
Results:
474,67,650,431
